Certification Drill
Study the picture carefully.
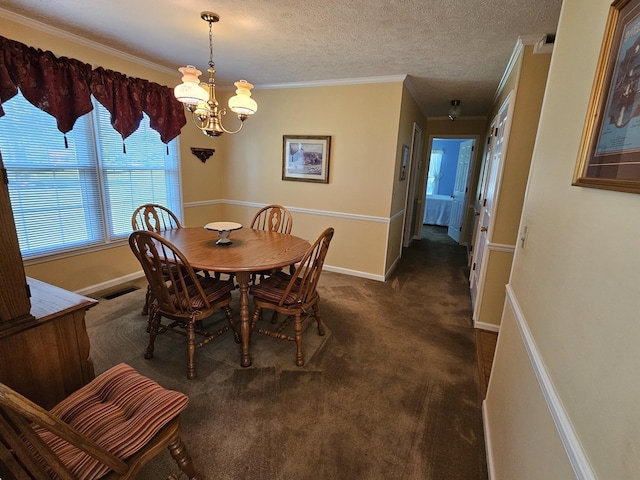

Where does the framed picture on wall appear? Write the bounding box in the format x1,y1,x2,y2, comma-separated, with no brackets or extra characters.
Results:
282,135,331,183
573,0,640,194
400,144,410,181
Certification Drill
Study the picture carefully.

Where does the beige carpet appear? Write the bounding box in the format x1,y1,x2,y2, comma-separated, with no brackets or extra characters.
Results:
85,225,487,479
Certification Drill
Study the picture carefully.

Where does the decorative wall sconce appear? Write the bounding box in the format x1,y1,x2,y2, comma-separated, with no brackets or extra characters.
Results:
191,147,215,163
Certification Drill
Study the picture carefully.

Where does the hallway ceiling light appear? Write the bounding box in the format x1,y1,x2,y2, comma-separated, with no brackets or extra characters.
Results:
174,12,258,137
448,100,461,121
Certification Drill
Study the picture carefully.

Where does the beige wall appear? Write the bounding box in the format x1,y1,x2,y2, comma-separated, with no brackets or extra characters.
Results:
216,81,406,279
386,84,427,268
2,13,417,290
485,0,640,478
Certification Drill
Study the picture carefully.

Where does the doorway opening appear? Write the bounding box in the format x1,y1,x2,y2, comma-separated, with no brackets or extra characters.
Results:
422,137,477,245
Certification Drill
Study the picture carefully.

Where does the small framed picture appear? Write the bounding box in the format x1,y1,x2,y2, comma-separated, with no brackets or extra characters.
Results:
282,135,331,183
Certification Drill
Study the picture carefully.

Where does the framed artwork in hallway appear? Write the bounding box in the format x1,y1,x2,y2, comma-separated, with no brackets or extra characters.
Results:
574,0,640,194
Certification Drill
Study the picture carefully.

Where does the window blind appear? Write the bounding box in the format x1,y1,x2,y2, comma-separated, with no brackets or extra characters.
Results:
0,91,182,260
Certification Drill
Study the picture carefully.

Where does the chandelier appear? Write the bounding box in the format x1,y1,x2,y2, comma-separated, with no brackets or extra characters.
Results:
174,12,258,137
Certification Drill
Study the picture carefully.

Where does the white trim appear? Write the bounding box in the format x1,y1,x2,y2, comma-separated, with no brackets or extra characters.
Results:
390,209,405,222
75,271,145,296
184,199,391,224
76,264,385,295
494,41,524,104
385,254,402,280
182,199,224,208
505,285,596,480
474,321,500,333
323,264,385,282
0,7,177,77
482,401,496,480
534,36,554,55
494,35,545,101
487,242,516,254
256,75,406,90
519,34,549,46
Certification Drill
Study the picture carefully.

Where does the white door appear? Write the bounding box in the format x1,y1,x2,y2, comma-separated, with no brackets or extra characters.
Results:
447,139,474,242
402,123,424,248
470,96,510,308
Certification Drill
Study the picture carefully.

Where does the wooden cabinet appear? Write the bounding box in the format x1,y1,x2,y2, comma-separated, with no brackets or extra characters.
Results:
0,278,97,409
0,152,32,325
0,152,97,409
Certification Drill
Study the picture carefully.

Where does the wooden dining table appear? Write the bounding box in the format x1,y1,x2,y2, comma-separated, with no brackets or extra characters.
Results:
159,226,310,367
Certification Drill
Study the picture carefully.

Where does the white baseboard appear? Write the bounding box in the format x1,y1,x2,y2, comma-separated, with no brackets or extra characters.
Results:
482,401,495,480
76,265,384,296
323,264,385,282
75,271,145,296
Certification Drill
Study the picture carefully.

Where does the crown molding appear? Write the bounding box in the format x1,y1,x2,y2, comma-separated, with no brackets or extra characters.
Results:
493,34,549,104
0,7,177,77
256,74,407,90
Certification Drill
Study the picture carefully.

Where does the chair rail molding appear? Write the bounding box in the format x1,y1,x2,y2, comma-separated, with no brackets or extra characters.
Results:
184,199,391,224
505,284,596,480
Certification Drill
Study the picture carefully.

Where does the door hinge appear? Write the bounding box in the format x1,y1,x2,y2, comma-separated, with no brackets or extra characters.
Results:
483,198,487,207
470,245,473,252
1,168,7,185
472,263,476,270
465,187,468,192
459,227,462,232
471,145,475,151
26,283,31,298
494,128,498,136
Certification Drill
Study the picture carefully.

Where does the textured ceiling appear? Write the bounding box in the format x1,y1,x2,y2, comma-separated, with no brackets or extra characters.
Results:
0,0,563,118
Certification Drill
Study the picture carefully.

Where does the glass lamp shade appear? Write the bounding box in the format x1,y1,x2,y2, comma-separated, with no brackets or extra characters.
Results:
228,80,257,116
174,66,209,105
194,101,210,119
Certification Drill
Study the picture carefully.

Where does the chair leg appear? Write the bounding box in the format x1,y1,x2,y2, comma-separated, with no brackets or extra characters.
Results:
145,308,160,359
250,306,262,330
167,434,199,480
186,322,196,380
313,301,325,336
142,285,151,317
224,306,241,344
294,313,304,367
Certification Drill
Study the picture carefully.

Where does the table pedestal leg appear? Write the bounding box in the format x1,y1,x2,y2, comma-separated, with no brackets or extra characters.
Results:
236,271,252,367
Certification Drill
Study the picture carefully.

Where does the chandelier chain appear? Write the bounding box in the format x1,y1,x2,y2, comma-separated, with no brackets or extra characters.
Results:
208,20,215,68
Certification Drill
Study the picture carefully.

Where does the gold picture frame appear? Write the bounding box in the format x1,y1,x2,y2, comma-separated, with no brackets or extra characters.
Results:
574,0,640,193
282,135,331,183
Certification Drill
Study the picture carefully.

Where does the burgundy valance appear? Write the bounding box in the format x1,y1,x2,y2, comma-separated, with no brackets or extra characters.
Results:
0,35,185,144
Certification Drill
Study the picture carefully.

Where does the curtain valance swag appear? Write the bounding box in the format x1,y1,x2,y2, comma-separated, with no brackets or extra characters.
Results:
0,35,185,144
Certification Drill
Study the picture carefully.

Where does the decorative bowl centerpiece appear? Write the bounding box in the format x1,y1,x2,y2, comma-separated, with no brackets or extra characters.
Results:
204,222,243,245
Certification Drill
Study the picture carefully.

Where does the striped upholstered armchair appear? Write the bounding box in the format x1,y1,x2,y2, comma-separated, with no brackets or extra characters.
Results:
0,363,198,479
